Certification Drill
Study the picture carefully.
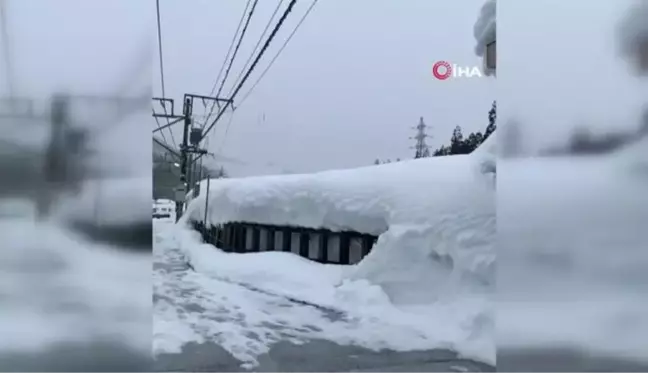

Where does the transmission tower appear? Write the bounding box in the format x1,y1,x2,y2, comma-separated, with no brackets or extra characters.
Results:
411,116,430,158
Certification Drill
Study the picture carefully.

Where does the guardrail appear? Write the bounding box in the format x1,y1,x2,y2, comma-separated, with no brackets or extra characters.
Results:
190,220,378,265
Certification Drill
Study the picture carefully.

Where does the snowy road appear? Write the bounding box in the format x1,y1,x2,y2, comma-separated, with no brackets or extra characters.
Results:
153,222,494,371
154,339,493,372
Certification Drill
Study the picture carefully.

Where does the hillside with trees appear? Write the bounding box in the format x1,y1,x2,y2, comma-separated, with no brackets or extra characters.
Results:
432,100,496,157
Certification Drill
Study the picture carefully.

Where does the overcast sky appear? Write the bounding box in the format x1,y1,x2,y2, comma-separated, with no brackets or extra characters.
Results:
0,0,152,175
498,0,646,153
155,0,494,175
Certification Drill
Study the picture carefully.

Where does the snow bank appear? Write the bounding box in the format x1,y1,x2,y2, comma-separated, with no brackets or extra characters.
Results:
162,222,494,367
183,140,496,362
184,145,496,301
55,177,152,225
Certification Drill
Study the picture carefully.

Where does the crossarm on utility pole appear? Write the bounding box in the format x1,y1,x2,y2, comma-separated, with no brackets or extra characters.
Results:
152,116,183,133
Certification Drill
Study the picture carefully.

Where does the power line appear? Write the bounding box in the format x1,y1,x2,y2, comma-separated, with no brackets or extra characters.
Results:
153,135,180,159
204,0,258,128
155,0,166,99
215,0,259,99
203,0,252,126
153,111,170,146
218,0,318,151
202,0,298,139
237,0,318,108
217,110,236,154
155,0,177,150
228,0,285,98
210,0,250,96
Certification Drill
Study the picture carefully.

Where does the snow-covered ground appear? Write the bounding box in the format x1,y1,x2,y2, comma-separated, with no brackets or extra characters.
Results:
155,135,497,369
498,137,648,365
154,222,493,370
0,203,150,369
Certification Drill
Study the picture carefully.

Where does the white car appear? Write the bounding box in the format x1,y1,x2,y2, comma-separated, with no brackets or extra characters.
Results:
153,200,175,219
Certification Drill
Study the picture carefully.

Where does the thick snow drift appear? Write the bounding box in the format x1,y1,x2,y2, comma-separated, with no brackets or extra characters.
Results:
156,220,493,368
185,141,495,238
184,139,496,300
182,138,496,363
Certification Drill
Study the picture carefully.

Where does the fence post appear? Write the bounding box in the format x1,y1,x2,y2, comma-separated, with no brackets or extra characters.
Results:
299,230,310,258
203,176,210,226
339,232,351,264
318,232,329,263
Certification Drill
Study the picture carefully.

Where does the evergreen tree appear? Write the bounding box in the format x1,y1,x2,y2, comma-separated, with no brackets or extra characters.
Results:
450,126,464,154
484,100,497,141
374,159,381,165
432,144,448,156
465,132,484,152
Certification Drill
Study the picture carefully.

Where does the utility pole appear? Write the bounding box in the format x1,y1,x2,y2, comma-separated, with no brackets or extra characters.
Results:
153,93,232,221
411,116,431,158
177,97,192,218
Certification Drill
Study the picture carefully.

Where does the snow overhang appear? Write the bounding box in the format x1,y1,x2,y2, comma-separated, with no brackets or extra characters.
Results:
474,0,496,76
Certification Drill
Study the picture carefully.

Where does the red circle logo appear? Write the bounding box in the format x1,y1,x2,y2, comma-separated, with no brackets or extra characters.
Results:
432,61,452,80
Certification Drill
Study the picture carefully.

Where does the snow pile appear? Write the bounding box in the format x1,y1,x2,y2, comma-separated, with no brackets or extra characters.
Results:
0,218,150,356
474,0,496,58
156,223,493,367
184,144,496,302
54,177,152,225
498,139,648,363
181,141,496,363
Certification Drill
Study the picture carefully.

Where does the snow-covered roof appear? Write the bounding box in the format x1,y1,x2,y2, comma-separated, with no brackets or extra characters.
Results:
185,141,495,236
474,0,496,57
181,137,496,363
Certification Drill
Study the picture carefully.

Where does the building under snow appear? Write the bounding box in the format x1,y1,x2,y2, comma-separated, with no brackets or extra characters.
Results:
474,0,496,75
484,36,495,74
